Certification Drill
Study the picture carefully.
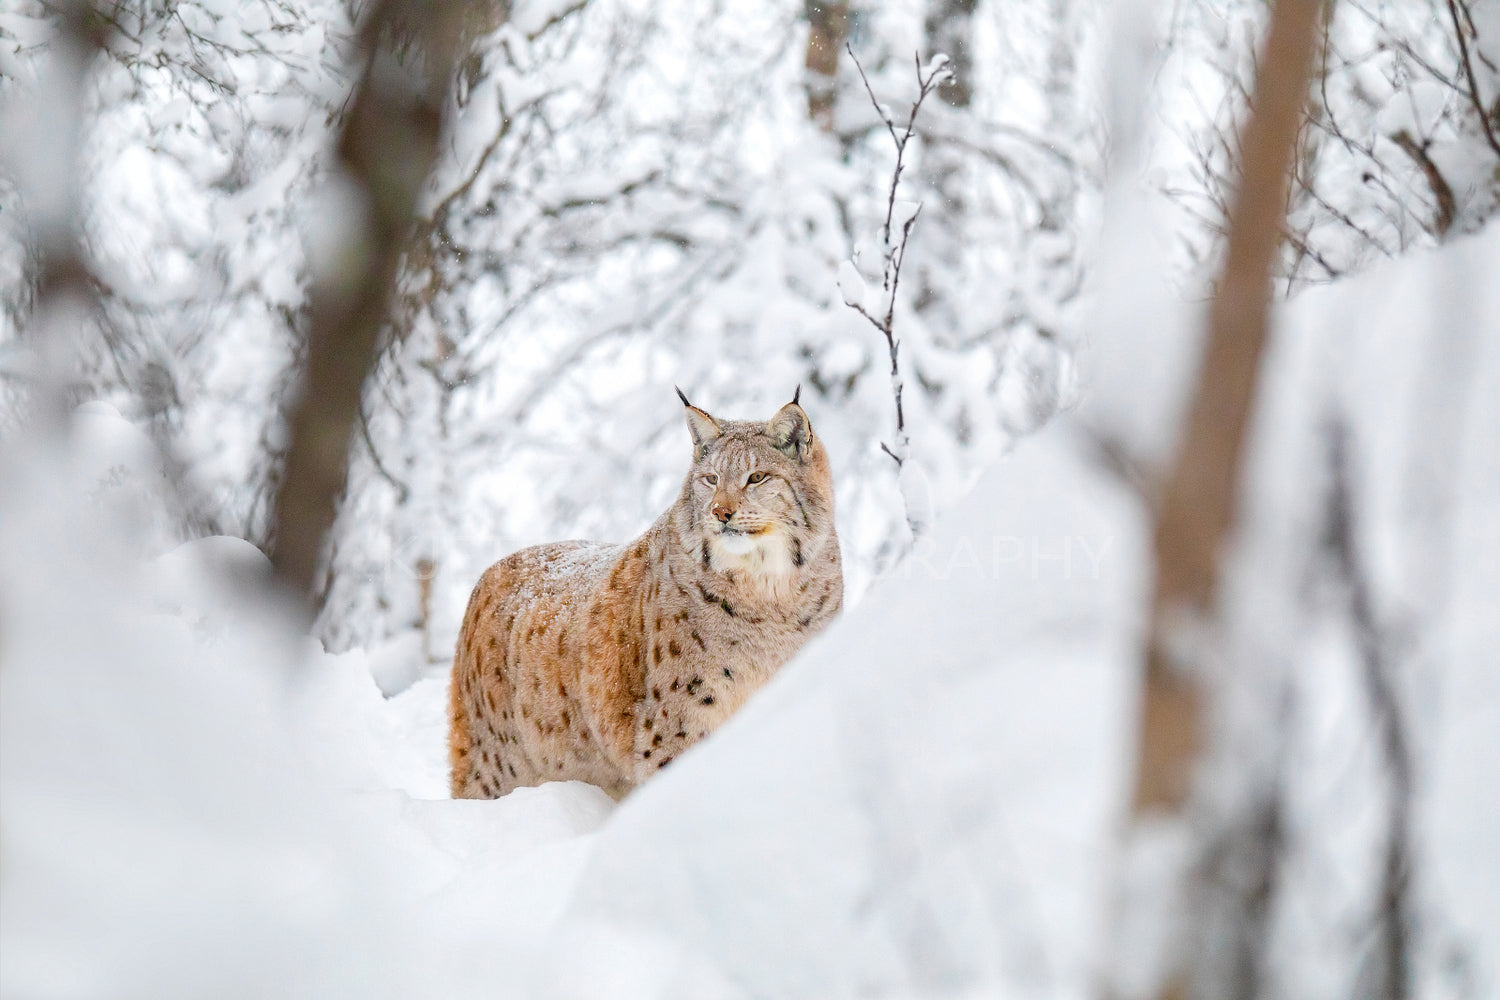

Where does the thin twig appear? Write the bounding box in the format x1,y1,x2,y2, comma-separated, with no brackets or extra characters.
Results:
843,47,950,477
355,401,410,504
1325,416,1413,1000
1389,129,1457,236
1444,0,1500,161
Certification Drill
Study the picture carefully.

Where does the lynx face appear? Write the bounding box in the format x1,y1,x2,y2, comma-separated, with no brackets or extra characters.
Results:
677,393,833,597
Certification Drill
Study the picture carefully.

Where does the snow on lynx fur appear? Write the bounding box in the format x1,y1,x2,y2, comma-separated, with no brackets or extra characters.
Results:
449,389,842,799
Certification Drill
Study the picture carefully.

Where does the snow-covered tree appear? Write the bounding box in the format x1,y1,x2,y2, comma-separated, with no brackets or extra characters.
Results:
0,0,351,540
1162,0,1500,290
316,0,1101,657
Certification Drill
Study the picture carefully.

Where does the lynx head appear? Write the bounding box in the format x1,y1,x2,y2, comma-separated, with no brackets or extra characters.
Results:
674,386,837,585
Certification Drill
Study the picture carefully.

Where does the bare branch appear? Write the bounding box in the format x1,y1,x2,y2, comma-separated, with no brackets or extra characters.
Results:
1389,129,1457,236
1445,0,1500,161
840,48,949,536
1325,415,1414,1000
355,401,410,505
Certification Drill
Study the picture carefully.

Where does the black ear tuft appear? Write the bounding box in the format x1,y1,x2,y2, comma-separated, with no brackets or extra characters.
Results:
767,401,812,462
792,383,801,406
680,392,722,458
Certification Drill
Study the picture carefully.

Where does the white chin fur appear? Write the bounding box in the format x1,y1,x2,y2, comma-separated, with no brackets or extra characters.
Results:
717,532,757,556
709,530,794,583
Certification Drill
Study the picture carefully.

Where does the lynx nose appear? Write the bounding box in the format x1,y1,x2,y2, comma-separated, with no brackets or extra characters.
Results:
713,501,734,523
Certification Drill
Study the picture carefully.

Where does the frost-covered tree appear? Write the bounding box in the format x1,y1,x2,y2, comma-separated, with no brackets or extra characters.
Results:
2,1,1101,660
0,0,351,540
1163,0,1500,290
317,0,1102,659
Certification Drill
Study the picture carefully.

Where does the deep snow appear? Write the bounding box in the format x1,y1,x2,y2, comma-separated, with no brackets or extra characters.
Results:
3,226,1499,999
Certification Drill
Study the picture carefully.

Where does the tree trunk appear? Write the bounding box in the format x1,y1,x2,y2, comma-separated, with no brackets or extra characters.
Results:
18,2,109,436
1120,0,1327,997
923,0,977,108
1141,0,1324,813
268,0,466,603
804,1,851,131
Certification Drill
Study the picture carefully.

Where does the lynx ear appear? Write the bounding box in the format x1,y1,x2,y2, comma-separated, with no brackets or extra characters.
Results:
676,386,721,458
767,398,812,462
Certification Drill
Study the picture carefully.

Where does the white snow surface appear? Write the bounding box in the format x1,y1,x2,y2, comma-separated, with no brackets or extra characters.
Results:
0,412,1143,999
4,225,1500,998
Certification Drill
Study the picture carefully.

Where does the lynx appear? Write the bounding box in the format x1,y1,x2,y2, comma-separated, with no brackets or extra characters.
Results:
449,388,843,799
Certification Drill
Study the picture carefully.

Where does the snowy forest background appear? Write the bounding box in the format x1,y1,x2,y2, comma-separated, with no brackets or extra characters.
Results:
2,1,1497,998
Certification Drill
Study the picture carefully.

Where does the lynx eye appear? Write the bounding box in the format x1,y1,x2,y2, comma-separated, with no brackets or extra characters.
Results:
702,473,719,486
746,472,769,486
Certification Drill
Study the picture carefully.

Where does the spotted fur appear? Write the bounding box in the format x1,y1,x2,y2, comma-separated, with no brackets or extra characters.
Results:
449,392,842,799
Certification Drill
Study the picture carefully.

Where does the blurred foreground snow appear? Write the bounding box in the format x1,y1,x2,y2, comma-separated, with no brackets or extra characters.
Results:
3,226,1498,997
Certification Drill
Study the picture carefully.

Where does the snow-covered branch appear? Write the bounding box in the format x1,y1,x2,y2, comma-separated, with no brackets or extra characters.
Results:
1165,0,1500,291
1445,0,1500,161
840,47,952,538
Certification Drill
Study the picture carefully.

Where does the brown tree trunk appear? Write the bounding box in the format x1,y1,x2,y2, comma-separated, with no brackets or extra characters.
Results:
1139,0,1324,815
1122,0,1326,997
268,0,466,603
19,3,110,435
804,1,851,131
923,0,977,108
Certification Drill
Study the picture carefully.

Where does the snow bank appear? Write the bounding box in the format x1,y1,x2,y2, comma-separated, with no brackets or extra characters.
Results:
555,430,1148,998
0,428,619,999
1228,226,1500,997
4,225,1499,998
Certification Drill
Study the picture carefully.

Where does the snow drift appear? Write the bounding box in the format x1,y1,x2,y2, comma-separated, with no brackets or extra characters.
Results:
3,225,1498,998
